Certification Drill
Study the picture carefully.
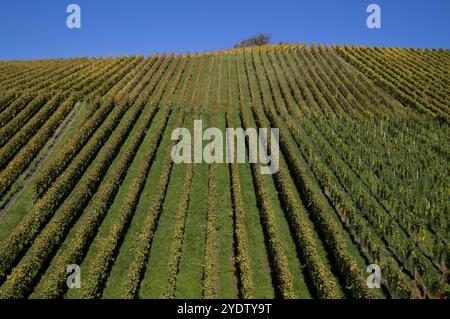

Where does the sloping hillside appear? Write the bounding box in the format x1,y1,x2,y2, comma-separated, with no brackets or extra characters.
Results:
0,44,448,299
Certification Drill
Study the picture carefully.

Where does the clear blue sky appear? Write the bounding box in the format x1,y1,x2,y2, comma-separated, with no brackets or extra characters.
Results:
0,0,449,60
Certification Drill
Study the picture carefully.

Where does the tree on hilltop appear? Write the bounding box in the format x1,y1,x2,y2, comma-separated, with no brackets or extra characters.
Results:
234,33,271,48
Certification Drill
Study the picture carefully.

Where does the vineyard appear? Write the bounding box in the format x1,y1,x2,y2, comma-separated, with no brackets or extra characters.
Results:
0,44,448,299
